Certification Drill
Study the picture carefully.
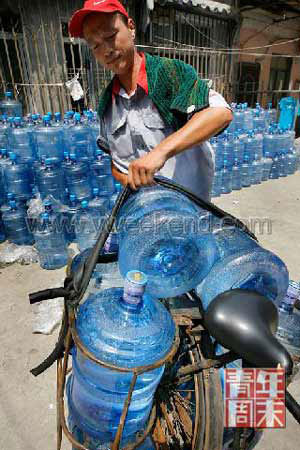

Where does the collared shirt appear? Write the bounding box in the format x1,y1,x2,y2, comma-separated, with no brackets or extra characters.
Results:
97,53,230,201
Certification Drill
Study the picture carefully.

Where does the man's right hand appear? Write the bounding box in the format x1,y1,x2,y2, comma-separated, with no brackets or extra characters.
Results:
111,161,129,186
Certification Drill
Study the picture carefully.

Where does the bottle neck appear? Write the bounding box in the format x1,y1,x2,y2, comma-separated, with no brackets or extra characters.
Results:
122,277,145,308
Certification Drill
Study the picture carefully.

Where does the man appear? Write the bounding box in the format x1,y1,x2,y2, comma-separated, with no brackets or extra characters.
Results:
69,0,233,200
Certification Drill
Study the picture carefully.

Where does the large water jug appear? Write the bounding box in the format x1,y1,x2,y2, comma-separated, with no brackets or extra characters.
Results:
34,115,64,163
211,170,222,198
36,158,65,201
265,102,277,127
234,105,244,131
0,213,5,242
231,160,242,191
33,212,68,269
211,138,223,171
241,154,251,187
64,194,78,244
220,159,232,194
2,200,34,245
196,226,289,309
117,185,218,298
244,132,256,162
269,155,280,179
65,112,93,159
261,157,273,181
222,135,234,168
64,154,93,202
3,153,32,201
91,150,112,176
250,154,263,185
278,153,288,178
286,151,298,175
0,91,22,117
75,200,107,251
8,117,36,164
242,103,253,132
67,270,175,445
276,281,300,358
263,128,276,158
232,134,244,165
0,116,9,148
0,148,10,171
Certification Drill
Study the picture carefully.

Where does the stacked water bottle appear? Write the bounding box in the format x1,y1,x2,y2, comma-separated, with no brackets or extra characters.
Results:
211,102,300,197
0,91,122,269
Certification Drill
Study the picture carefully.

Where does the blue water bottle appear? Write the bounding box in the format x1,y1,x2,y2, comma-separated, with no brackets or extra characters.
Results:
2,200,34,245
117,185,218,297
196,226,289,310
36,158,65,201
276,281,300,358
0,91,22,117
33,212,68,269
67,270,175,446
3,152,32,201
64,154,93,202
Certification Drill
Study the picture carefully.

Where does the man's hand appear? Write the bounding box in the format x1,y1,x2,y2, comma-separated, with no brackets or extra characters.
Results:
127,149,167,190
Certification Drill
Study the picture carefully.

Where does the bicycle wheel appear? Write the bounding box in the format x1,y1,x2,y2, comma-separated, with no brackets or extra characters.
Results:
152,324,224,450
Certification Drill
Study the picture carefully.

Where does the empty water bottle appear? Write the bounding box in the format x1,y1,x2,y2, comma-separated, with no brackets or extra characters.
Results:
276,281,300,358
0,91,22,117
263,128,276,158
34,115,64,163
241,154,251,187
67,113,92,161
36,158,65,201
75,200,106,251
211,170,222,197
220,160,232,194
117,185,218,297
64,154,93,202
250,154,263,185
196,227,289,309
2,200,34,245
261,157,273,181
3,153,32,201
67,270,175,444
269,155,280,179
231,160,242,191
232,133,244,165
33,212,68,269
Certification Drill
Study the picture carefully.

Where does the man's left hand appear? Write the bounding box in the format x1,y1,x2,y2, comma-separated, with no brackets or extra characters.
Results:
127,149,167,190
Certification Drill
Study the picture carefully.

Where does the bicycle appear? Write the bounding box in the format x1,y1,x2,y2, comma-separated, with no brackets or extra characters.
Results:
29,179,300,449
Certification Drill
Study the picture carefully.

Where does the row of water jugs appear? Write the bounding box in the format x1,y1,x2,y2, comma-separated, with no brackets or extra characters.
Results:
0,100,123,268
227,102,277,133
211,124,299,197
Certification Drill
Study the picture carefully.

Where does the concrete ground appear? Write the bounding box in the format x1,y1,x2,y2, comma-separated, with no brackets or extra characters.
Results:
1,172,300,450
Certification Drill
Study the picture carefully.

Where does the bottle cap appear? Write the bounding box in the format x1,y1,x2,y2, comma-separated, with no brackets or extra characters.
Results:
41,212,49,220
70,153,76,161
9,200,17,208
9,152,16,160
69,194,77,202
123,271,148,305
93,187,99,195
81,200,88,208
5,91,12,97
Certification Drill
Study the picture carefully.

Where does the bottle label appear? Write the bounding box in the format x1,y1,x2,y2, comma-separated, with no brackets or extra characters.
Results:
123,271,147,305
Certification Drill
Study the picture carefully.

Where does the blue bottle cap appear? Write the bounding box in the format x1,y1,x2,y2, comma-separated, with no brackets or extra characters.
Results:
43,199,52,207
69,194,77,202
0,148,7,154
45,158,52,165
81,200,88,208
41,212,49,221
14,116,21,122
5,91,12,97
70,153,76,160
9,200,17,209
7,192,15,199
9,152,16,160
64,151,69,158
74,113,81,121
55,112,61,119
93,187,99,195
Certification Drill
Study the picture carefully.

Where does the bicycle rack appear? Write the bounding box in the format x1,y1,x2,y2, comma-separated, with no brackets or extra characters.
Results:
56,307,180,450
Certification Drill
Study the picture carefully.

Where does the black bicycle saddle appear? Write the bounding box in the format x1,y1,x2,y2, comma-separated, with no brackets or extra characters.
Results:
204,289,293,375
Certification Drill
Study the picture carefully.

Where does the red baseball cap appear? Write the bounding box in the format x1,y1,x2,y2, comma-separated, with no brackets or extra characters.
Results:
69,0,129,38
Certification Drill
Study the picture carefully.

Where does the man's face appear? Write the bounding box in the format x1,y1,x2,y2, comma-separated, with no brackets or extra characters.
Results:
82,12,135,75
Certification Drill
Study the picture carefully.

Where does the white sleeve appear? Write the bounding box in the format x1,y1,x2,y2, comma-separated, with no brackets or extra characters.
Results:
208,89,231,110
